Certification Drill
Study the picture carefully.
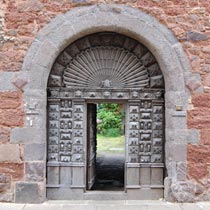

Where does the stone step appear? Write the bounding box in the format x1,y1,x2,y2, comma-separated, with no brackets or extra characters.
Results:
84,191,127,200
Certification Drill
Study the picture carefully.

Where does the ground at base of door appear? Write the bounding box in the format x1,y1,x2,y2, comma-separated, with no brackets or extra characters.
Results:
1,200,210,210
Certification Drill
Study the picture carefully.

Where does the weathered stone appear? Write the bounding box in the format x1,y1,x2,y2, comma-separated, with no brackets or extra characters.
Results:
188,163,207,180
186,74,201,91
164,177,174,202
0,73,16,91
24,144,46,161
0,127,10,143
0,109,24,127
186,31,209,42
171,181,195,202
192,93,210,108
0,144,21,162
17,0,44,12
165,143,186,162
187,144,210,164
177,162,186,181
202,46,210,54
201,129,210,145
201,64,210,73
203,73,210,87
10,127,45,144
187,144,210,179
72,0,89,4
15,182,40,203
165,129,200,144
188,108,210,129
12,78,28,90
195,183,205,195
0,192,13,202
25,162,45,182
0,91,22,109
0,163,24,180
0,174,11,193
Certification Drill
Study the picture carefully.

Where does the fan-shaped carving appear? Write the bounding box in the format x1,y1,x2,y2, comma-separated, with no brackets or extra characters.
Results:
63,47,149,89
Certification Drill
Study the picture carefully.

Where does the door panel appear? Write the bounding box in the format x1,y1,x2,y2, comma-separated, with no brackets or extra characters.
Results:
126,100,164,196
86,103,97,190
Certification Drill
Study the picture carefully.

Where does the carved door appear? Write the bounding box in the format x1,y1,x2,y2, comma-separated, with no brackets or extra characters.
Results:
126,99,164,197
86,103,97,190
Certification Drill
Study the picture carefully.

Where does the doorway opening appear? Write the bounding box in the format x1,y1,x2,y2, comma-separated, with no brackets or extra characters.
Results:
87,103,126,191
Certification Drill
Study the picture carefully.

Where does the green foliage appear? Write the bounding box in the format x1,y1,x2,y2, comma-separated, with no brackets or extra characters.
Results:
97,103,124,137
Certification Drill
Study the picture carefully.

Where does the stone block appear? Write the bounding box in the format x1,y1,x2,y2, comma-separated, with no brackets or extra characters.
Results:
32,40,59,70
47,188,84,200
187,144,210,164
164,177,174,202
203,73,210,86
24,144,46,161
171,181,195,202
0,72,16,91
0,174,11,193
25,65,50,90
0,144,20,162
0,163,24,180
186,31,209,42
165,91,189,110
165,111,187,129
0,127,10,143
188,163,208,180
185,73,203,93
201,129,210,145
165,129,200,144
72,0,89,4
25,162,45,182
192,93,210,108
177,162,186,181
0,192,13,202
12,78,28,91
10,127,45,144
0,91,22,109
0,109,24,127
165,143,186,162
165,160,177,179
15,182,40,203
188,108,210,129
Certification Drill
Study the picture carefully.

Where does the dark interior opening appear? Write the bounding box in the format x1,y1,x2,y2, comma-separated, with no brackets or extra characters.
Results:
90,103,125,191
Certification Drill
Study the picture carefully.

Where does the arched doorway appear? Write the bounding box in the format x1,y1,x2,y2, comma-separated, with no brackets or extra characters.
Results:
46,32,165,199
18,3,196,202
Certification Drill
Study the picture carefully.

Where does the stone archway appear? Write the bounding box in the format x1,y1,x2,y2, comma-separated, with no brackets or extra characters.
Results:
12,3,201,202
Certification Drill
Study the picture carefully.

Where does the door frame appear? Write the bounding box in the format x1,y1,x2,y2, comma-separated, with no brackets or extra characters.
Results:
85,99,128,192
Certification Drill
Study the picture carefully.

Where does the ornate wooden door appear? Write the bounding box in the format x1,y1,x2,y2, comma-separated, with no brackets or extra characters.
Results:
46,32,165,199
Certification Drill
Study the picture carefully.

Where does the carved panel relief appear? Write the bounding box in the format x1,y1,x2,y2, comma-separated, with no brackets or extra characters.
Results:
128,100,164,164
47,99,85,163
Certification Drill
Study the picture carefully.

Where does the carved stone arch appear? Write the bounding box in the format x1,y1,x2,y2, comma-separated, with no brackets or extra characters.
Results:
14,3,201,202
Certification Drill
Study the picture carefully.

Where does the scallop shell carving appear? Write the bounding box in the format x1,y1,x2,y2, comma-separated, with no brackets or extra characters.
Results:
63,46,149,89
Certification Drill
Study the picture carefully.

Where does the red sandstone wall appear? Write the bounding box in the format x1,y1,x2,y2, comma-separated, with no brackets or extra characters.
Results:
0,0,210,201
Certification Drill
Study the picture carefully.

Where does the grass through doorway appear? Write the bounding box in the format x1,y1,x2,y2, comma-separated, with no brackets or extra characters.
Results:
92,103,125,191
